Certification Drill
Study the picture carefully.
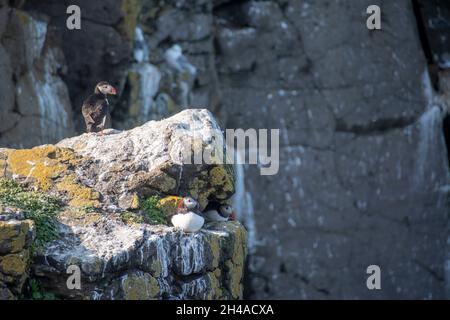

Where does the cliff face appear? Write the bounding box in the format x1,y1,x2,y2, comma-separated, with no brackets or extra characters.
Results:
0,4,75,148
0,109,247,300
0,0,449,299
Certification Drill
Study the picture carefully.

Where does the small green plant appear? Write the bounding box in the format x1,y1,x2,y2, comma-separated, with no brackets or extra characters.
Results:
79,204,97,213
0,179,61,248
141,195,168,225
120,211,144,225
27,279,56,300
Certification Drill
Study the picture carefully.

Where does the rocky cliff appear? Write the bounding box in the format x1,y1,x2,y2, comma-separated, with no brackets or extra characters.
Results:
0,109,247,300
0,0,449,299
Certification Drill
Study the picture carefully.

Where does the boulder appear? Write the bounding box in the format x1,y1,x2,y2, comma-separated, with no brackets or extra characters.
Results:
56,108,234,210
32,214,246,300
0,109,246,300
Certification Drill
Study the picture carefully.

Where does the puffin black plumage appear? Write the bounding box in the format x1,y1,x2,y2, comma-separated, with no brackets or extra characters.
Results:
203,201,235,222
81,81,117,134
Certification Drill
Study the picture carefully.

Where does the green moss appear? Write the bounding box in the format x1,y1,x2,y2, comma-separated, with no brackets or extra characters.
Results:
120,211,144,225
0,179,61,249
26,279,56,300
78,205,97,214
141,196,168,225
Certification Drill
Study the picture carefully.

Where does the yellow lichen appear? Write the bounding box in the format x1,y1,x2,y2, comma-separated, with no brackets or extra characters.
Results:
5,146,79,191
130,193,140,209
120,211,143,225
0,221,20,240
207,271,223,299
59,210,103,227
222,222,248,299
121,272,160,300
227,222,248,267
56,175,100,208
225,259,243,299
208,236,221,270
156,173,177,193
188,177,211,209
10,231,26,253
157,196,183,217
0,250,29,276
209,166,234,194
0,158,7,176
0,220,33,254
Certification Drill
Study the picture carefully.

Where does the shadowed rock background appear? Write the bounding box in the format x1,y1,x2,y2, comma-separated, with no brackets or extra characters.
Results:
1,0,450,299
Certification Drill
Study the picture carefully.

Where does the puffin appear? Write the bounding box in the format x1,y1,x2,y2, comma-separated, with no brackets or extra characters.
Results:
81,81,117,135
171,197,205,233
203,201,235,222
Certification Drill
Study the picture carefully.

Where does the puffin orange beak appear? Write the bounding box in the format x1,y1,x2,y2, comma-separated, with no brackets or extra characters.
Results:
229,211,236,221
110,87,117,95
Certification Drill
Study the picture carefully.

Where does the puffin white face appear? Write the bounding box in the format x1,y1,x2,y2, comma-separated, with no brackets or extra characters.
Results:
96,83,117,95
183,197,198,210
219,205,233,217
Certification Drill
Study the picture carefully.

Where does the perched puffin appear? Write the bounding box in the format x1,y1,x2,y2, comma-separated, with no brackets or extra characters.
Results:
171,197,205,233
203,201,235,222
81,81,117,135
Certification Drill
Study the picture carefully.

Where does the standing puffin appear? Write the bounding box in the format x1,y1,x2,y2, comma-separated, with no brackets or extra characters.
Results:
81,81,117,135
171,197,205,233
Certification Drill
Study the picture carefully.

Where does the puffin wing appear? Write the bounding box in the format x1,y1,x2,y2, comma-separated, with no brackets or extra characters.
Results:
204,210,228,222
81,97,96,124
82,95,108,127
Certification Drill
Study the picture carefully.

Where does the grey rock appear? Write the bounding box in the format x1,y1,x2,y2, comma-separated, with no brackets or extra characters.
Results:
0,0,448,301
33,212,247,300
57,109,235,210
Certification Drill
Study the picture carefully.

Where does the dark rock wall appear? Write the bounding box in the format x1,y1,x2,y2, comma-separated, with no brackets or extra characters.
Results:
0,1,75,147
1,0,449,299
216,0,450,299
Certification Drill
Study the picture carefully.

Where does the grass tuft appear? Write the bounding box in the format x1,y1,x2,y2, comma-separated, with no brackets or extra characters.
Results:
26,279,56,300
0,179,61,248
141,196,168,225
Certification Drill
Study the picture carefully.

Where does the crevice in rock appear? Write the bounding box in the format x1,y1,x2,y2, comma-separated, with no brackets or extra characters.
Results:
413,258,445,282
335,116,418,136
412,0,434,65
213,0,250,29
